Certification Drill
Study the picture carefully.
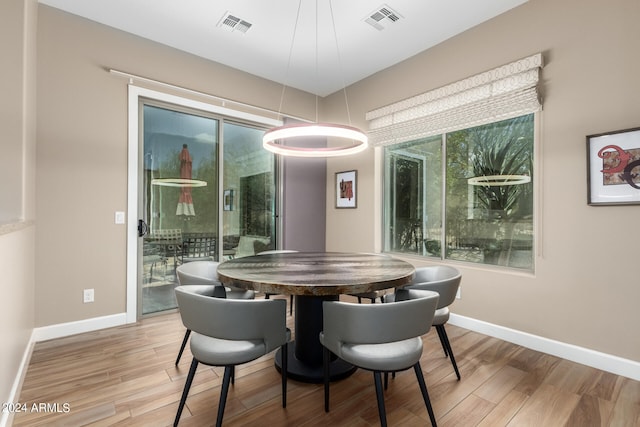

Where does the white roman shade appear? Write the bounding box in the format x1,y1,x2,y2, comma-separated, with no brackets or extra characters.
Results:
366,53,543,146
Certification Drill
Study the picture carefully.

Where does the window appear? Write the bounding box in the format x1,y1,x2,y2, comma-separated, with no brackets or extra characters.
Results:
372,54,542,271
384,113,535,270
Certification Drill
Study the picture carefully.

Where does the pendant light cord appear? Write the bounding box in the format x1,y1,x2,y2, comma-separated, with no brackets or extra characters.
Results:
315,0,319,123
277,0,303,121
329,0,352,126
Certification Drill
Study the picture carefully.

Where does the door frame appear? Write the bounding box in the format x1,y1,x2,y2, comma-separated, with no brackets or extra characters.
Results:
126,85,281,323
385,149,427,254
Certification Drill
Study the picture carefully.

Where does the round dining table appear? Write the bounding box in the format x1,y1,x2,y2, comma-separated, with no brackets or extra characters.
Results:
216,252,415,383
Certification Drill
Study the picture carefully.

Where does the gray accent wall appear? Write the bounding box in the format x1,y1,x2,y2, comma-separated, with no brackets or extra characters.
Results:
281,139,327,252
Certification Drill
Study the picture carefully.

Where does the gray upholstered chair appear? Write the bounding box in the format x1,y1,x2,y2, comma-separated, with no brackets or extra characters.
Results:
174,261,254,366
320,289,440,427
173,286,290,427
399,265,462,380
257,249,298,315
176,261,253,298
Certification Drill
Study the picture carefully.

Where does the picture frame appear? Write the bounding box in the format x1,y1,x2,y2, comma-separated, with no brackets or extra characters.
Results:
587,127,640,205
336,170,357,208
223,189,234,211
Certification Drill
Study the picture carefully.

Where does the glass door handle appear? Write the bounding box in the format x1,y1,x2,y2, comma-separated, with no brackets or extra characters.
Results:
138,219,149,237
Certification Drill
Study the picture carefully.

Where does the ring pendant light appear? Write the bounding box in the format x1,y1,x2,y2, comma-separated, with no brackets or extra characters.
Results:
263,0,368,158
151,178,208,188
467,175,531,186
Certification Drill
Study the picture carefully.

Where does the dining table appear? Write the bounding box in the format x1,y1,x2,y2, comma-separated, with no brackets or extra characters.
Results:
216,251,415,383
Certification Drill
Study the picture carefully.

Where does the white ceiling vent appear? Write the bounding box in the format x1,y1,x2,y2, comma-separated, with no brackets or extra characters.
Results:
217,12,252,34
364,4,402,31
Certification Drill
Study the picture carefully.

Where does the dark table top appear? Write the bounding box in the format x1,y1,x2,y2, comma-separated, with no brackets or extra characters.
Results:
216,252,415,296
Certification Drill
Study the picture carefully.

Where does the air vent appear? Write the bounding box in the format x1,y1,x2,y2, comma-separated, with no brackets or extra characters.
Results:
217,12,252,34
364,4,402,31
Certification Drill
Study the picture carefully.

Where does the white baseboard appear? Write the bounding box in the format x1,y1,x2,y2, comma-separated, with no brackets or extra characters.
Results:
2,314,129,427
449,313,640,381
32,313,129,342
0,339,35,427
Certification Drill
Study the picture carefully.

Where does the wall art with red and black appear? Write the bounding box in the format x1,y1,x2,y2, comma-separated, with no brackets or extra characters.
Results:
587,127,640,205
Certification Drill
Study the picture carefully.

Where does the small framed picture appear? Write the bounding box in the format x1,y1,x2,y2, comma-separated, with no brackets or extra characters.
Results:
336,170,357,208
223,189,234,211
587,127,640,205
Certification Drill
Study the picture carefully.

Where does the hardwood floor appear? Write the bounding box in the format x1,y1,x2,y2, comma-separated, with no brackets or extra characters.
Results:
13,296,640,426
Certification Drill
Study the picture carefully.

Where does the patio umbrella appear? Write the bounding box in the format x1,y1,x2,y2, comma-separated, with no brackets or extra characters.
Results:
176,144,195,217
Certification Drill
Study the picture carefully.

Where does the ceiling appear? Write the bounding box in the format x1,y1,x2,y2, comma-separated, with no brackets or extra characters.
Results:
39,0,528,97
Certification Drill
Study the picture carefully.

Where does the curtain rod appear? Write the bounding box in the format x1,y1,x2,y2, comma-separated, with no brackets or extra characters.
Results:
108,69,310,123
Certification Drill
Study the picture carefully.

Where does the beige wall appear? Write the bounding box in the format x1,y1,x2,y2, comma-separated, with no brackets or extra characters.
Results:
35,6,318,326
325,0,640,362
1,0,37,415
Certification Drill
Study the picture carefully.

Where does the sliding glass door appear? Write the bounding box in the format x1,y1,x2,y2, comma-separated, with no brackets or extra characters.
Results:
140,103,218,314
138,102,277,315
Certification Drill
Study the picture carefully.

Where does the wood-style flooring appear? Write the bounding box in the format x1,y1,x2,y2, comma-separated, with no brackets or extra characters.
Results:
13,296,640,426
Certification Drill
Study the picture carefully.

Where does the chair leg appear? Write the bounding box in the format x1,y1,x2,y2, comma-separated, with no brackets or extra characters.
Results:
437,324,461,380
414,362,437,427
373,371,388,427
216,366,233,427
175,329,191,366
323,346,330,412
174,358,198,426
231,366,235,385
435,324,448,357
281,342,288,408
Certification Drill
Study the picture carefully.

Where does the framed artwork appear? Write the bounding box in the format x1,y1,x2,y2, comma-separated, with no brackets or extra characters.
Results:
223,189,234,211
587,127,640,205
336,170,357,208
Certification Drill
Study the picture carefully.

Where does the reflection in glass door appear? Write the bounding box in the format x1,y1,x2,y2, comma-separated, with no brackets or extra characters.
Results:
140,103,218,315
386,153,424,254
222,122,277,259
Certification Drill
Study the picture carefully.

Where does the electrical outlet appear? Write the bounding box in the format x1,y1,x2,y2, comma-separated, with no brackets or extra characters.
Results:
83,289,94,303
456,287,461,299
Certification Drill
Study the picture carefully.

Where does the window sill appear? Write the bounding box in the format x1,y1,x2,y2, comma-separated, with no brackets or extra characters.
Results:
0,220,34,236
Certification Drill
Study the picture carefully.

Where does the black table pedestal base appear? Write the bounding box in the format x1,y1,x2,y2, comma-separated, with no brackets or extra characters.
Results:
275,345,356,383
274,294,356,383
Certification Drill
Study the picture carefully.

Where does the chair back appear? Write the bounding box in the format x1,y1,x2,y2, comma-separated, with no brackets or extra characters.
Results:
322,290,439,347
175,286,287,353
182,233,216,262
152,228,182,249
176,261,220,285
409,266,461,308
